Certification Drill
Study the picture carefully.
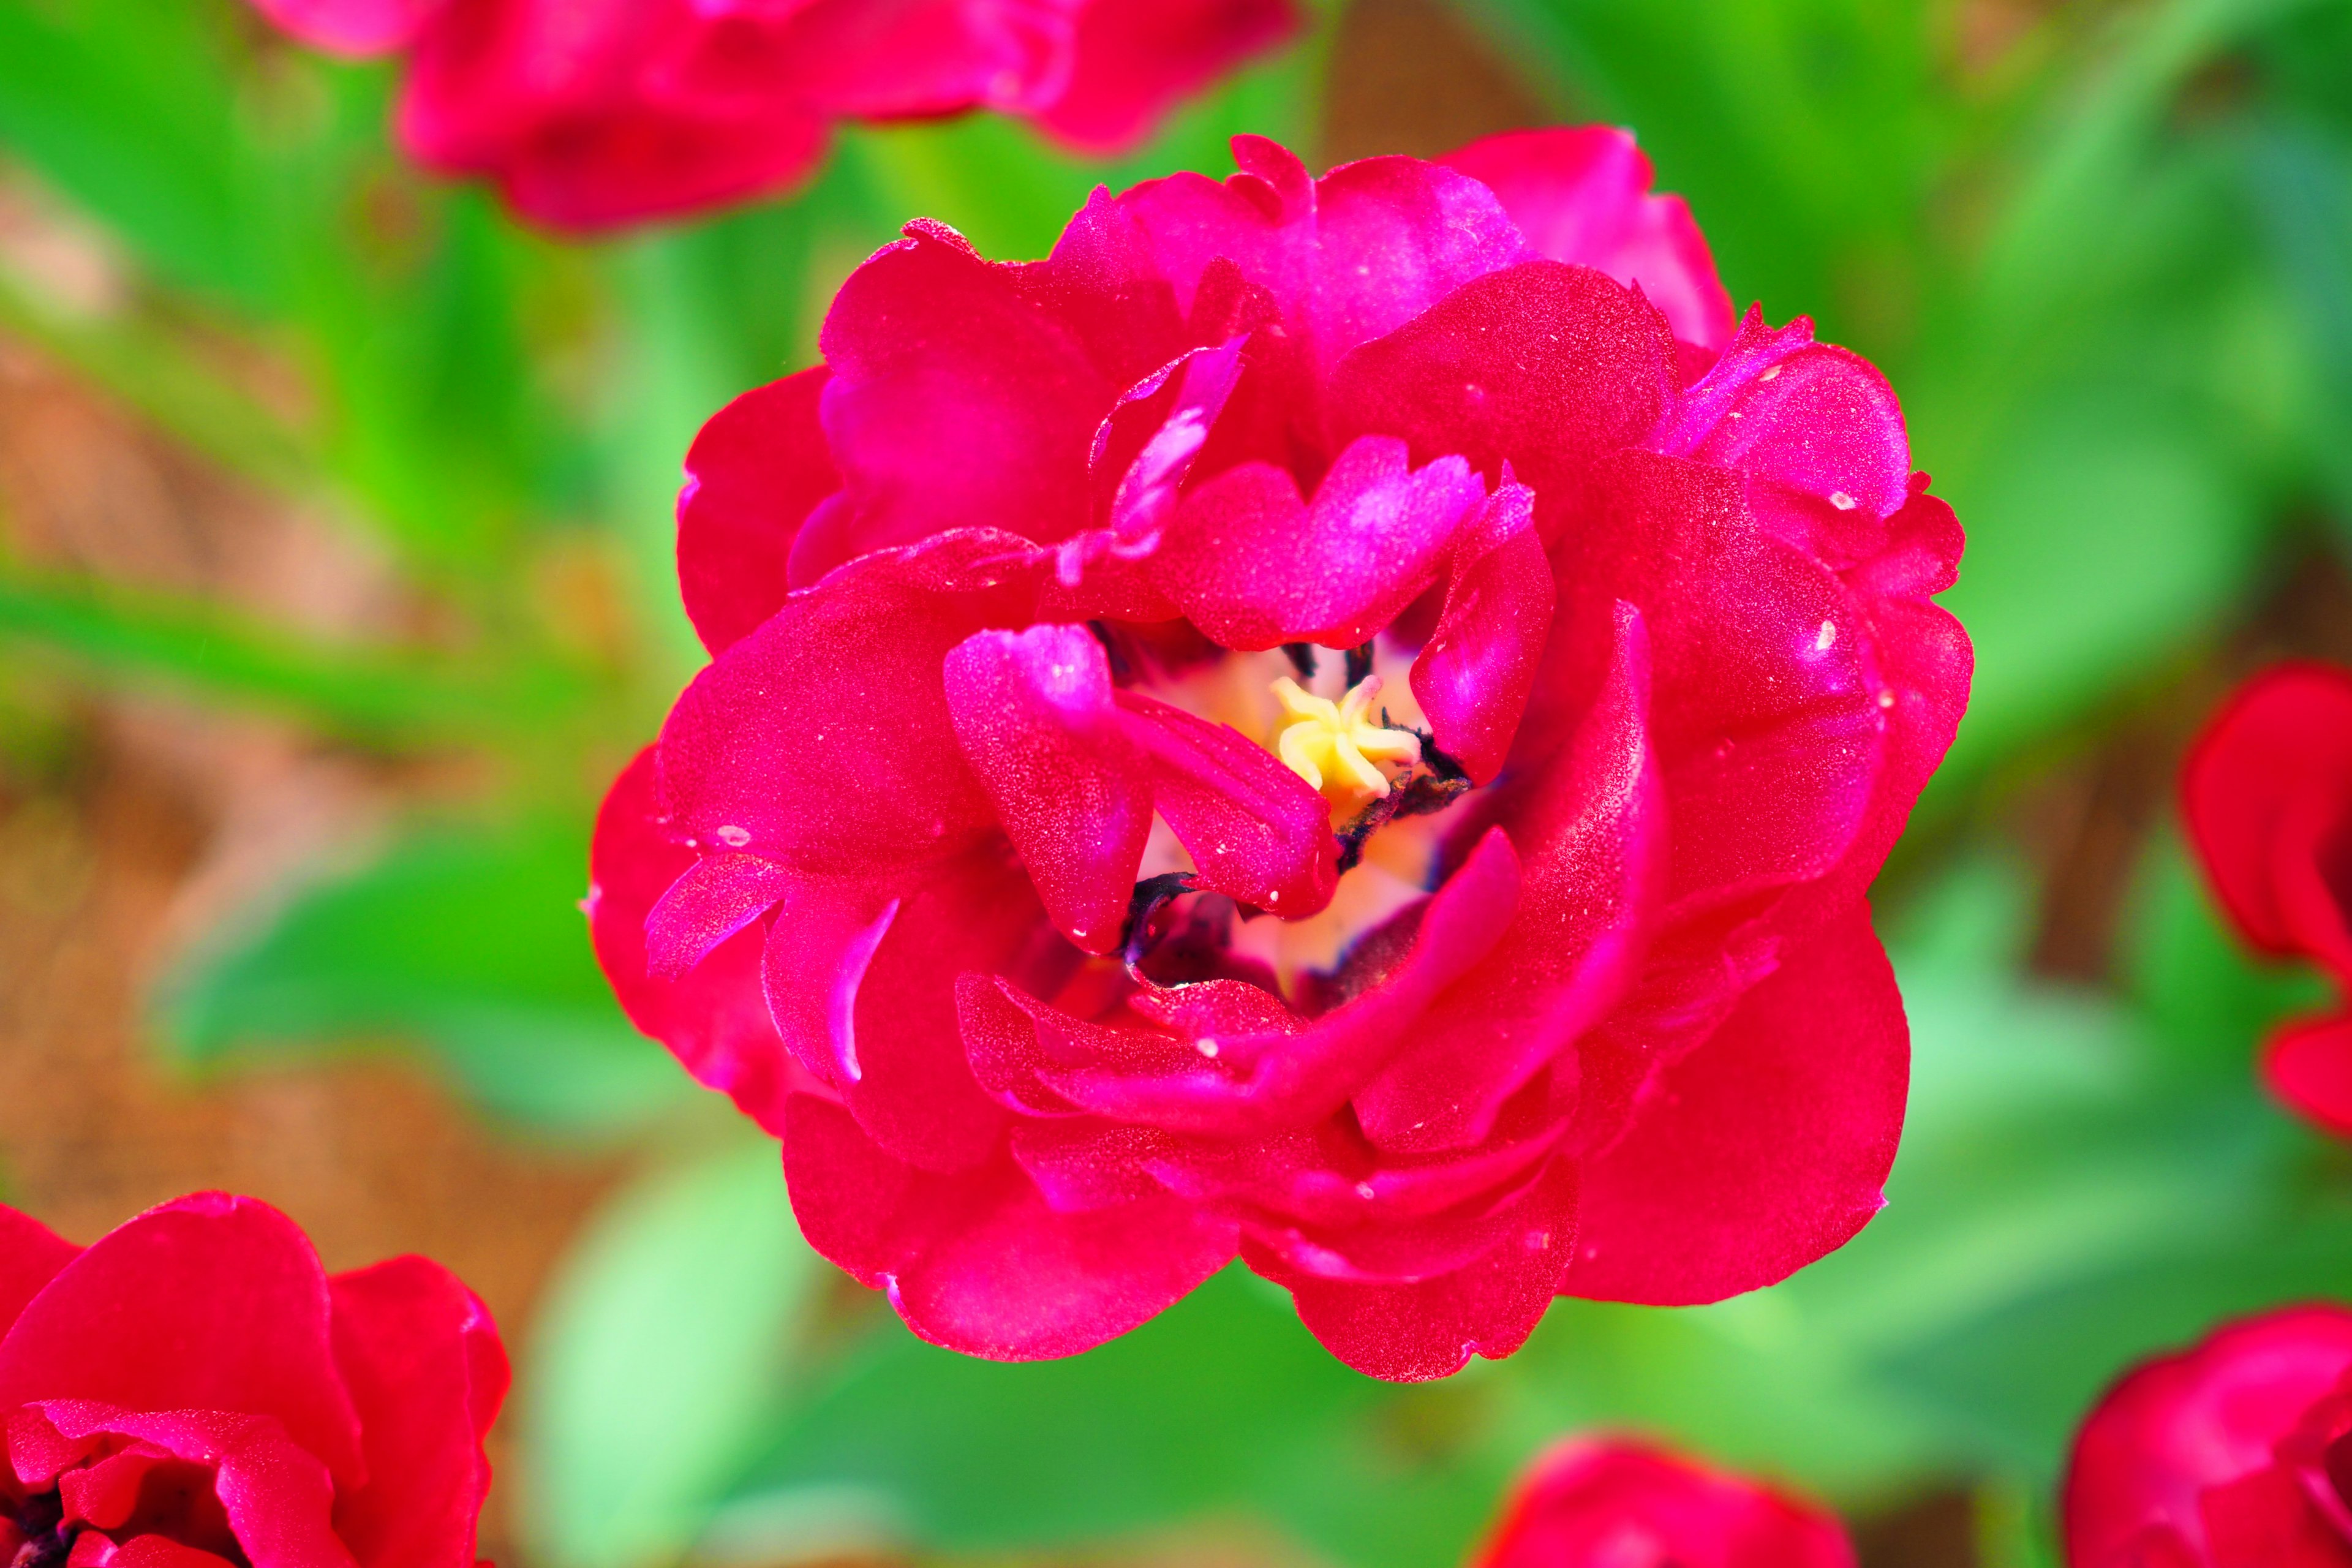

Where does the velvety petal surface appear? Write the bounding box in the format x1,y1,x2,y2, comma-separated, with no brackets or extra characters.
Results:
1566,905,1907,1305
677,368,840,652
0,1194,364,1490
326,1257,507,1568
2065,1306,2352,1568
1442,126,1736,350
1470,1436,1858,1568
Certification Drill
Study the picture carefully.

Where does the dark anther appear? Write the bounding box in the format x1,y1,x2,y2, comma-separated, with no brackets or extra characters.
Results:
1086,621,1133,685
1120,872,1199,975
8,1490,72,1568
1282,643,1318,679
1344,643,1374,688
1334,764,1474,875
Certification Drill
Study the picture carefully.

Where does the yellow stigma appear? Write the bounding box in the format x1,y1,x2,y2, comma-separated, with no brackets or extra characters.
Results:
1272,674,1422,815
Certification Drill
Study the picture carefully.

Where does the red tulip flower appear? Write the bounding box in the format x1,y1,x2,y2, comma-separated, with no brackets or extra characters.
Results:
247,0,1299,232
2065,1305,2352,1567
1469,1436,1856,1568
590,129,1972,1379
2184,662,2352,1134
0,1194,505,1568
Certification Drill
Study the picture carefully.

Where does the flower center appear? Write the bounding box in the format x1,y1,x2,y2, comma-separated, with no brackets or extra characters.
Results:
1272,673,1422,818
6,1491,70,1568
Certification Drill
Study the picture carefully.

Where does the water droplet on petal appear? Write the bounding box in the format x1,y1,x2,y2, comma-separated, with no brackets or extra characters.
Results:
1196,1038,1219,1058
1830,490,1857,511
715,824,751,848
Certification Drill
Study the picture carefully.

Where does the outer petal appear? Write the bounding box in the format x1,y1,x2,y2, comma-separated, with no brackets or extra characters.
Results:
655,530,1044,876
1031,0,1299,152
677,368,840,652
784,1095,1235,1359
1566,904,1907,1305
248,0,439,54
396,0,831,233
1110,140,1528,377
762,846,1052,1172
1469,1436,1858,1568
944,625,1152,955
2065,1306,2352,1568
1250,1150,1577,1382
326,1258,508,1568
1329,261,1676,495
0,1205,80,1332
1548,450,1881,920
2262,1015,2352,1139
2183,663,2352,971
1442,126,1736,350
589,750,793,1134
0,1195,364,1489
816,224,1116,560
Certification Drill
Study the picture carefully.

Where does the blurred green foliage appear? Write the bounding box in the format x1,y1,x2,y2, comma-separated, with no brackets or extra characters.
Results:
1,0,2350,1563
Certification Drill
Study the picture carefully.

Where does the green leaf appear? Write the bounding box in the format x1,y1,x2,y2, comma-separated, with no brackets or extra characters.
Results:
519,1138,823,1568
725,1267,1382,1558
160,815,691,1133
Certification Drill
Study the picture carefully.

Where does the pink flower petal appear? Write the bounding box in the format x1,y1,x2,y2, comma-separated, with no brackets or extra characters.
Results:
1443,126,1736,350
785,1094,1235,1359
677,368,840,652
0,1196,364,1490
1566,905,1907,1305
326,1258,508,1568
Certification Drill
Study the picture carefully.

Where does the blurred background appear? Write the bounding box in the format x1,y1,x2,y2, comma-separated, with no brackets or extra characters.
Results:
2,0,2351,1564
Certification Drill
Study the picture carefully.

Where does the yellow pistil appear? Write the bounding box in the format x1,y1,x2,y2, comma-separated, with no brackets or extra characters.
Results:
1272,674,1422,815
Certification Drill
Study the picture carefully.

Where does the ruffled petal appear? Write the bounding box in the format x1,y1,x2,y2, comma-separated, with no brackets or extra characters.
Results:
1031,0,1299,152
816,223,1117,556
0,1204,79,1333
945,625,1153,954
965,829,1520,1138
1329,260,1675,495
1409,481,1554,785
1248,1150,1576,1382
326,1258,508,1568
396,1,829,233
1111,139,1528,379
589,750,793,1135
1566,904,1907,1305
655,530,1044,876
1153,436,1489,650
2064,1306,2352,1568
784,1094,1235,1359
763,847,1049,1172
249,0,437,54
2184,662,2352,970
1469,1437,1858,1568
28,1404,352,1568
677,368,840,650
1112,693,1338,915
1550,450,1882,919
2262,1014,2352,1138
0,1196,364,1489
1357,603,1662,1152
1441,126,1735,350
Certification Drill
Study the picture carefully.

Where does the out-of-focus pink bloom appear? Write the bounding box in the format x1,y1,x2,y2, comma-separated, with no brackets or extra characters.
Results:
2065,1305,2352,1567
247,0,1299,232
1469,1437,1856,1568
591,129,1972,1379
2184,663,2352,1136
0,1193,506,1568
